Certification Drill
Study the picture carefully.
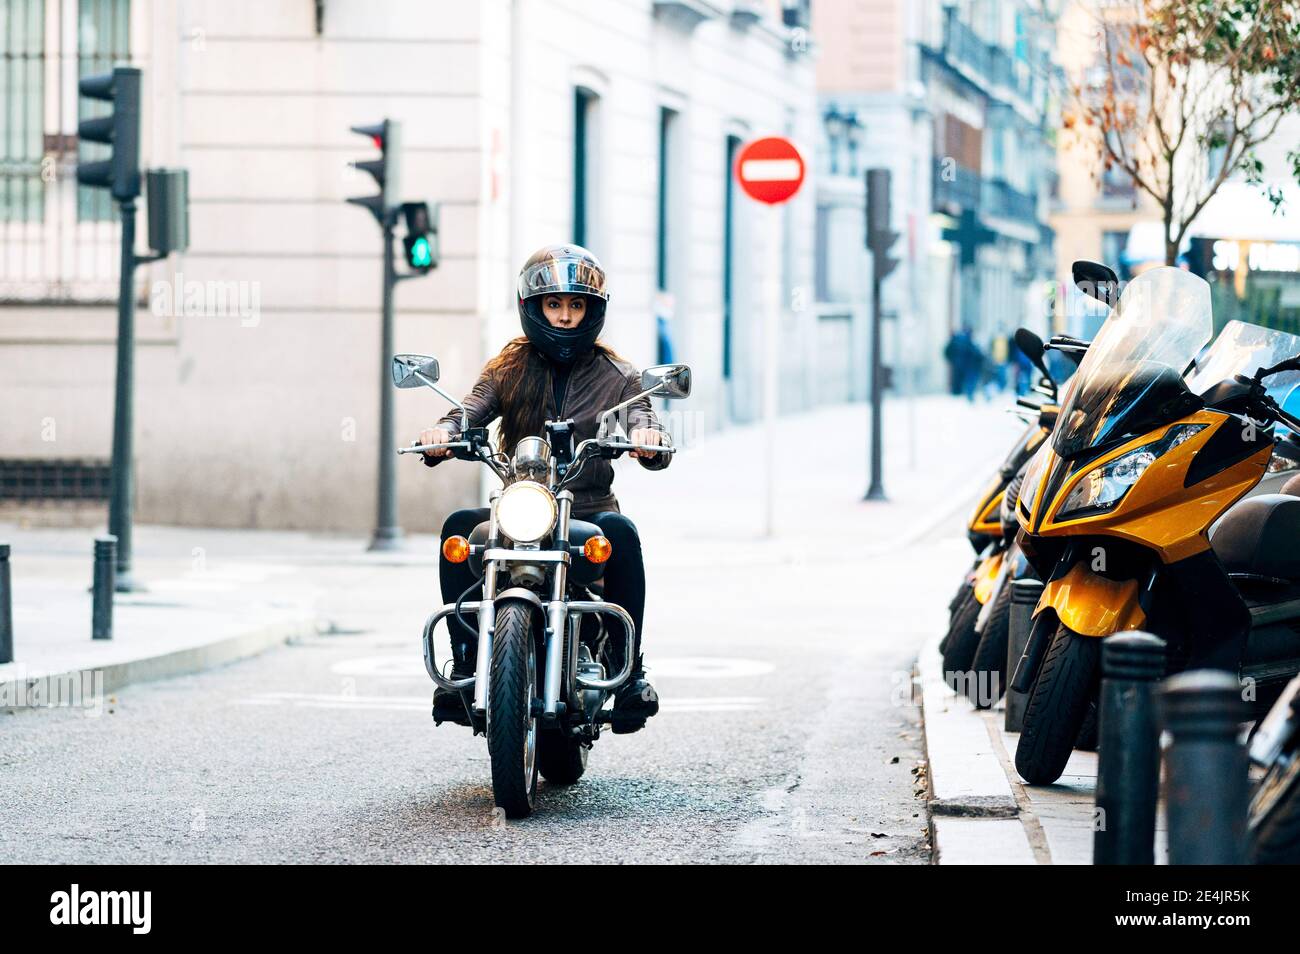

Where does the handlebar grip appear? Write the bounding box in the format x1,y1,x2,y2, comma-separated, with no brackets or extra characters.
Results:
599,442,677,459
398,441,469,455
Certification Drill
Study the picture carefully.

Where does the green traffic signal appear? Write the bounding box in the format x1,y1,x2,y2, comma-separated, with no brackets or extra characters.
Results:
409,236,432,268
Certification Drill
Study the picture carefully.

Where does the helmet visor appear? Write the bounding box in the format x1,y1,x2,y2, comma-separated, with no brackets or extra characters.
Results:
518,255,608,301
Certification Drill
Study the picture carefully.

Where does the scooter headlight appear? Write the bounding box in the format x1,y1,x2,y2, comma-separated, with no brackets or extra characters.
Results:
1017,447,1049,519
1057,424,1205,520
496,481,557,543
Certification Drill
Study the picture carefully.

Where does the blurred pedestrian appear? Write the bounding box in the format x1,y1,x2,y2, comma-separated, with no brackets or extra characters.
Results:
944,326,978,398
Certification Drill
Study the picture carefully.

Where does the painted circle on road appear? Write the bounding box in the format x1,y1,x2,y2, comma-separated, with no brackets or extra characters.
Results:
648,657,775,679
331,655,425,678
331,654,774,681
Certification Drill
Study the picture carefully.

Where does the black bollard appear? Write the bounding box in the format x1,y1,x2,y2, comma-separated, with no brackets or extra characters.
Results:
0,543,12,664
92,536,117,641
1004,578,1042,732
1093,632,1165,865
1162,670,1250,865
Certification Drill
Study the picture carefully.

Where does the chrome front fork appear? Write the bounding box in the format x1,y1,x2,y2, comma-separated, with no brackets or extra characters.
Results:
472,490,502,712
541,492,574,718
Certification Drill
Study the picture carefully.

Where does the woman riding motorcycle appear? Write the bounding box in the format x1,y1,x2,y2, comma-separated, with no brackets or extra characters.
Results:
418,244,672,733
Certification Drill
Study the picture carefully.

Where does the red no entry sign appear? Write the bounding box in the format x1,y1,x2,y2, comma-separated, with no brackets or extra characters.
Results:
735,136,806,205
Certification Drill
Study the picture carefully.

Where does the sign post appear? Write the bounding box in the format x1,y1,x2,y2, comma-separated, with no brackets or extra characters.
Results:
735,136,806,537
865,168,900,502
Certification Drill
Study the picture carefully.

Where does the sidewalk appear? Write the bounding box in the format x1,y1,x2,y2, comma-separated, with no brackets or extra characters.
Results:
917,636,1170,864
0,524,332,707
619,393,1024,559
1,393,1020,713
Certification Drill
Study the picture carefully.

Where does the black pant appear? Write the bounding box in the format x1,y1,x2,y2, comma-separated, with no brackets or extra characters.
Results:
439,507,647,669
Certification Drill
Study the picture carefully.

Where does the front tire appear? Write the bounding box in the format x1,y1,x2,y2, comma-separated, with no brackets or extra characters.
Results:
942,589,983,692
967,581,1013,709
487,601,540,819
1014,624,1101,785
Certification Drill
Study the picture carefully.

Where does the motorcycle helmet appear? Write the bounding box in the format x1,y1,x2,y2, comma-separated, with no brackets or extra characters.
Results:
517,243,609,365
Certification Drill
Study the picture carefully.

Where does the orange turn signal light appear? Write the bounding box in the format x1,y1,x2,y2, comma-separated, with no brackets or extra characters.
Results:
442,535,470,563
584,535,612,564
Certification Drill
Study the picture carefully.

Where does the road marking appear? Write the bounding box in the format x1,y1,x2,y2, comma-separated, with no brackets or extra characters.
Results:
330,656,425,678
330,654,776,681
234,691,763,714
648,657,775,679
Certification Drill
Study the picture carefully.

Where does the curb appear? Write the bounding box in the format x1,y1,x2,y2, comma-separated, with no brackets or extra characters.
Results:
0,614,321,708
917,634,1039,864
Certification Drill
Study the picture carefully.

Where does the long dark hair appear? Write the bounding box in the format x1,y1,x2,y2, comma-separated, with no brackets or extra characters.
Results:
483,336,623,453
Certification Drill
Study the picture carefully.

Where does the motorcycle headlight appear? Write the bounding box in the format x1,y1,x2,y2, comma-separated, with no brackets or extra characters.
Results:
1017,448,1048,519
1001,474,1023,527
1057,424,1205,520
496,481,557,543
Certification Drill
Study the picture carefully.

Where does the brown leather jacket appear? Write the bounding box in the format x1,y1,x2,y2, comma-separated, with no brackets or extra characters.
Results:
429,345,672,517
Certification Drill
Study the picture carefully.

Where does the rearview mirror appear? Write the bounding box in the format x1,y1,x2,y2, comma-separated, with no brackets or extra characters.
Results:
641,364,692,399
1015,327,1056,396
1071,260,1119,307
392,353,439,389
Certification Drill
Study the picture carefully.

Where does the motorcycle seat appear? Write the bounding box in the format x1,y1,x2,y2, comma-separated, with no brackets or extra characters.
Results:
1211,494,1300,582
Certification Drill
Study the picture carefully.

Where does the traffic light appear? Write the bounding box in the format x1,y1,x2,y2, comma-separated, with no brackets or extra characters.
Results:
401,202,438,273
866,168,900,279
76,66,141,201
347,119,402,223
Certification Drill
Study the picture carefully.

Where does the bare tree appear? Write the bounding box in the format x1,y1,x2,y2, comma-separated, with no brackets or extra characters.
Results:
1063,0,1300,265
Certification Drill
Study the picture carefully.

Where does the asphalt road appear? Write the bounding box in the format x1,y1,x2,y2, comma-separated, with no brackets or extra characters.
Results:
0,526,969,864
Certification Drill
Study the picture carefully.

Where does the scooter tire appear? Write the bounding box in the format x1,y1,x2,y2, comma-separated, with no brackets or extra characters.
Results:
1015,625,1101,785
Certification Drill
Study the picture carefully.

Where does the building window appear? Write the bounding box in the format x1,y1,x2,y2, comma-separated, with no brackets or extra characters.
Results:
723,134,741,381
656,107,676,292
1,0,45,223
0,0,132,303
78,0,132,223
573,87,598,247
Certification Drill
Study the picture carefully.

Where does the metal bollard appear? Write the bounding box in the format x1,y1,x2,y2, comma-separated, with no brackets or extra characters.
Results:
92,536,117,641
0,543,12,664
1162,670,1250,865
1004,577,1042,732
1093,632,1165,865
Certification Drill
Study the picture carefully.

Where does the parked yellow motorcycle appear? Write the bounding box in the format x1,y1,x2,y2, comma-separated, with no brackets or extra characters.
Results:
942,327,1088,707
1011,267,1300,785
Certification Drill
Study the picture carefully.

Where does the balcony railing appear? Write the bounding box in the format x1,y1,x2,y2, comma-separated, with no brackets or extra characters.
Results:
933,159,982,215
941,12,1037,107
983,178,1037,224
933,161,1044,229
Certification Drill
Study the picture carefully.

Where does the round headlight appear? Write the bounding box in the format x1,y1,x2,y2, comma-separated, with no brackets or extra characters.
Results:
496,481,557,543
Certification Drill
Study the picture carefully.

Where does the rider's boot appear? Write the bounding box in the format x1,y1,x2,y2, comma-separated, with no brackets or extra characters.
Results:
433,639,476,727
610,654,659,734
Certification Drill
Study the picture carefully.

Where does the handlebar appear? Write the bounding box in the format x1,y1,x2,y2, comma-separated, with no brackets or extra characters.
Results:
398,441,470,455
598,442,677,457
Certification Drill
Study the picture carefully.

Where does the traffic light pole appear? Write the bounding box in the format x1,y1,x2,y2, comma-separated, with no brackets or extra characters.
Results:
866,258,886,501
106,198,164,590
107,198,139,590
864,168,898,503
369,215,402,552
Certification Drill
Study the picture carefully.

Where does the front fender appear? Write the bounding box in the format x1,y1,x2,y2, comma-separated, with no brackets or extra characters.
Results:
1033,563,1146,638
972,551,1005,605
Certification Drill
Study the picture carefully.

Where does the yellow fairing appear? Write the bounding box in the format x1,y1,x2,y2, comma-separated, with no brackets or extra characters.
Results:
1034,563,1146,637
1029,412,1272,563
968,478,1005,535
972,551,1004,605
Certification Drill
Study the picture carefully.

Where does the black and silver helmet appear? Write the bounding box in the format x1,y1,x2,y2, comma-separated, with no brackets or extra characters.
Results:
517,244,609,365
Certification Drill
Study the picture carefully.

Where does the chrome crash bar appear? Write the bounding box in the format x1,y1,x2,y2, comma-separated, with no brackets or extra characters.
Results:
421,598,636,694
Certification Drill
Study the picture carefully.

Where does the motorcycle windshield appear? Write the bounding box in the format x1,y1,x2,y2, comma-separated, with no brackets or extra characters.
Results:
1186,319,1300,400
1052,268,1212,459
